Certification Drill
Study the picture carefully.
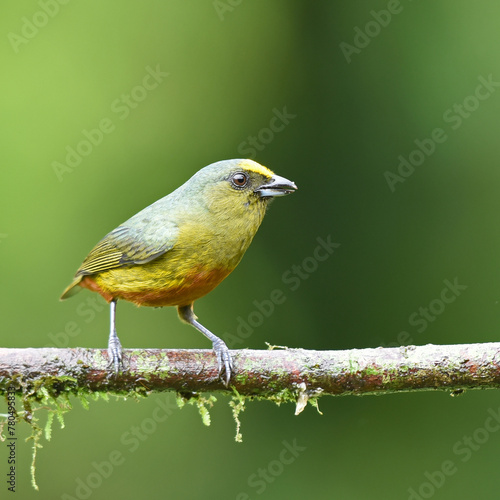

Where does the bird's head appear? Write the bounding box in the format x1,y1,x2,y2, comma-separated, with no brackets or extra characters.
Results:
164,159,297,266
189,159,297,214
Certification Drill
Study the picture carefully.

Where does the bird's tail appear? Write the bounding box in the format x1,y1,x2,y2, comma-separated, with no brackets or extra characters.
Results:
60,276,83,300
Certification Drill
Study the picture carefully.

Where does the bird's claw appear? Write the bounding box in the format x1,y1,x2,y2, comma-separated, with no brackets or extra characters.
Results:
213,339,233,386
108,335,123,374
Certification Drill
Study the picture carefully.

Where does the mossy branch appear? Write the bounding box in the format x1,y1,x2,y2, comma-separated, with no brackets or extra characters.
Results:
1,343,500,402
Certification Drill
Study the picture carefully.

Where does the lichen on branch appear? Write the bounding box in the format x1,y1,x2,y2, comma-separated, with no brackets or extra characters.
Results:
1,343,500,401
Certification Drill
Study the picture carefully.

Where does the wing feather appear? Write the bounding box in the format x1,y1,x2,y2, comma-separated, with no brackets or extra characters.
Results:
75,223,178,277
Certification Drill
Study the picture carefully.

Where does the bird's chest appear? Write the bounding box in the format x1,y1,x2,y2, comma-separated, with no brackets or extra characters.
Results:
177,204,265,270
176,224,247,270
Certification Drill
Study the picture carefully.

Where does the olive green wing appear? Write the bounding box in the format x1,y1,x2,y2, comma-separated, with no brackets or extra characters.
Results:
76,224,177,276
60,222,179,299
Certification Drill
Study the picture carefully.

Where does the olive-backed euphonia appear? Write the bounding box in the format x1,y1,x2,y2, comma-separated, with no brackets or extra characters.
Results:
61,159,297,384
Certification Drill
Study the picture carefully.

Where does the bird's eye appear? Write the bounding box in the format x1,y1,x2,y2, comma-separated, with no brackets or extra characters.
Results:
230,172,249,189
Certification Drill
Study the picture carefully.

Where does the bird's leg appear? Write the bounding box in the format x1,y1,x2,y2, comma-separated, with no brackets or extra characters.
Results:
108,299,123,373
177,304,233,386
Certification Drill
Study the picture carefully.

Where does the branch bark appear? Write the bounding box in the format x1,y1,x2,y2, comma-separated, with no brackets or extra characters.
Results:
1,343,500,402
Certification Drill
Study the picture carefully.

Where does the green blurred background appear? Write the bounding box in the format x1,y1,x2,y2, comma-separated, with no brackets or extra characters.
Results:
2,1,500,498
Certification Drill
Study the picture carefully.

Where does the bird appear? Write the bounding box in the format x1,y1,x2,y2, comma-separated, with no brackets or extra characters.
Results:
60,159,297,385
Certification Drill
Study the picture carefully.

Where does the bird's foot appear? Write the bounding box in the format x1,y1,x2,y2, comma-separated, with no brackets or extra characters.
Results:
212,338,233,386
107,334,123,374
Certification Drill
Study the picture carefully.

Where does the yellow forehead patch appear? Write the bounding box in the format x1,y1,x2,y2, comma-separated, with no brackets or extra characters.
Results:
238,159,274,178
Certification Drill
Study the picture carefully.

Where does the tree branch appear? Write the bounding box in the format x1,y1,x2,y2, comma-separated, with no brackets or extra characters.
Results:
1,343,500,404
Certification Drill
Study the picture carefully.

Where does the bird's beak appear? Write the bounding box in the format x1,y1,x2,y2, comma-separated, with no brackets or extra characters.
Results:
255,175,297,198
